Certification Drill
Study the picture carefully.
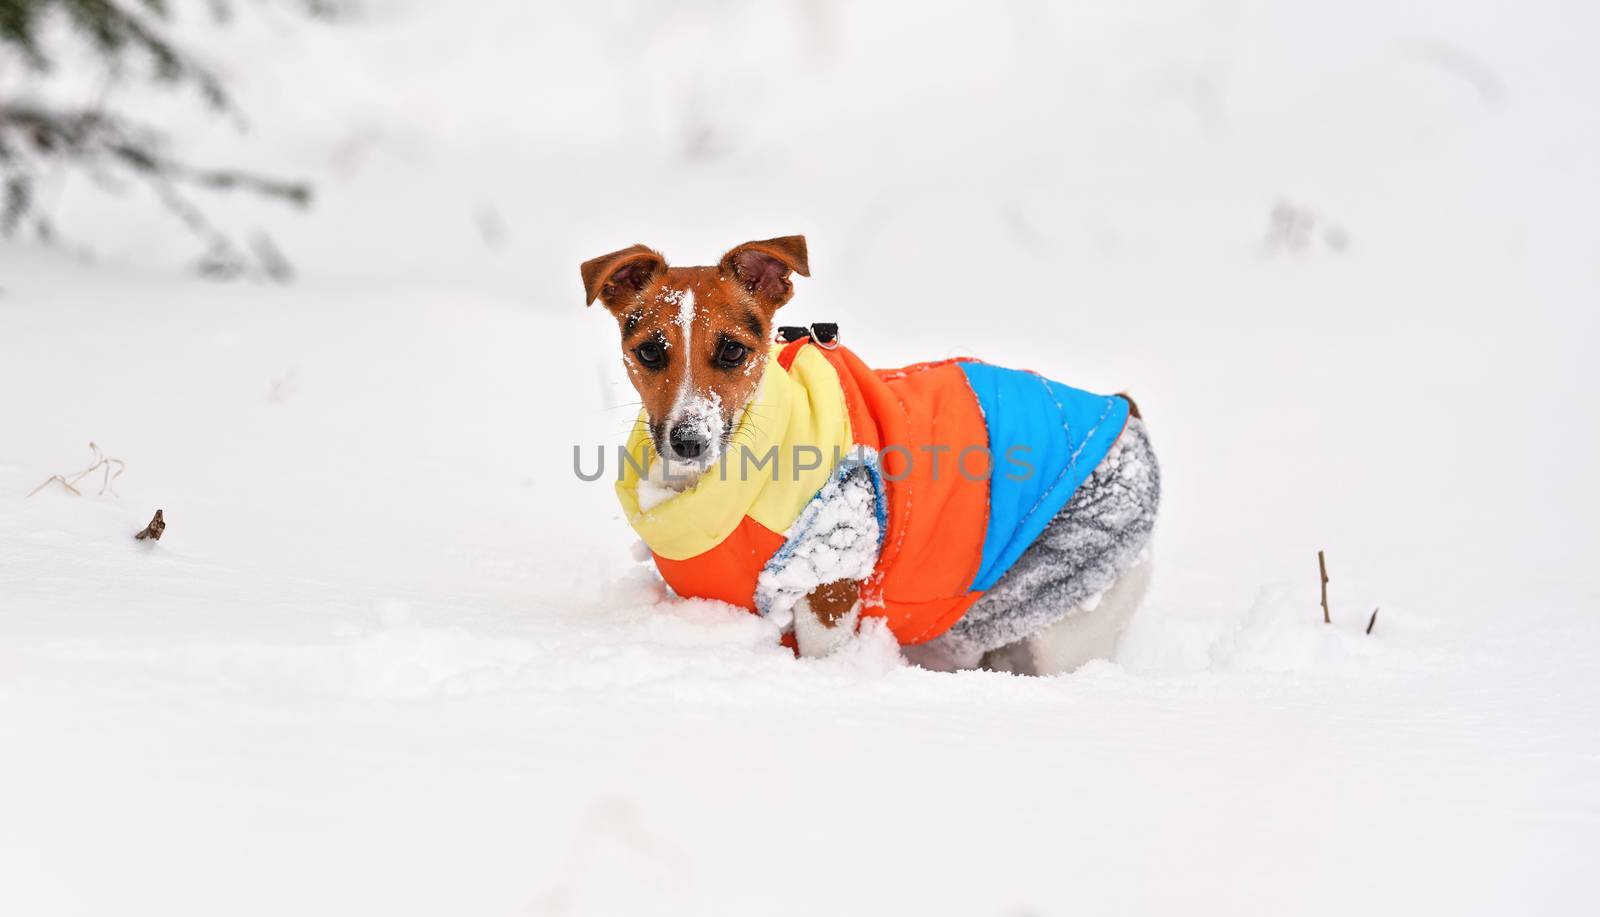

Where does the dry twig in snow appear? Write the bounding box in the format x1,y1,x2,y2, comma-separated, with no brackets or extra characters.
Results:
27,442,125,497
1318,549,1331,624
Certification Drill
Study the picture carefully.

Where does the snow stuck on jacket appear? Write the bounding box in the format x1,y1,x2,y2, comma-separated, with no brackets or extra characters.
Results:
755,458,882,629
635,452,692,511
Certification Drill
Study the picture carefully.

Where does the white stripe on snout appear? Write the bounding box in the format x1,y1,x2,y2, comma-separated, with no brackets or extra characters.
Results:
670,288,696,418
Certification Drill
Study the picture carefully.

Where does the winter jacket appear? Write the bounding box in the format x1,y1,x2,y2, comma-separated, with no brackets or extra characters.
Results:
615,336,1131,645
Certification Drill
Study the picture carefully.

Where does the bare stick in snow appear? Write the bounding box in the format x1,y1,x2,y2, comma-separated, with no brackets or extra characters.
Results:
1318,549,1331,624
135,510,166,542
1366,607,1380,635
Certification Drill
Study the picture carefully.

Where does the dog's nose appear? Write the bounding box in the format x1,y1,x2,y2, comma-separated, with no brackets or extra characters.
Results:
668,424,706,460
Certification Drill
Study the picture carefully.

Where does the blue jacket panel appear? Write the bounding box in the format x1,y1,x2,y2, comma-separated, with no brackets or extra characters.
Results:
958,362,1130,592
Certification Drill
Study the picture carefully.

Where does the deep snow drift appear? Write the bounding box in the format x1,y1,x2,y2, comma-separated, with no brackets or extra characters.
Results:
2,1,1598,915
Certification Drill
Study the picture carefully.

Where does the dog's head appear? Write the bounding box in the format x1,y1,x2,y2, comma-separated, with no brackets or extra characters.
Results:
582,235,809,472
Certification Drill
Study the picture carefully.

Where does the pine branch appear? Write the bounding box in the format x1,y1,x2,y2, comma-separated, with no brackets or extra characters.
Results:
0,1,331,277
0,102,311,276
5,1,232,109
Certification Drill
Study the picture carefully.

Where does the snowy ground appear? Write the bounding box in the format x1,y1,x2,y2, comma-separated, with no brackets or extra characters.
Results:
3,1,1599,914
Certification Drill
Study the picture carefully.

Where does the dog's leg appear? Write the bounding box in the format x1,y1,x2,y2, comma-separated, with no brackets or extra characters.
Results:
901,639,985,672
792,580,861,658
984,555,1153,676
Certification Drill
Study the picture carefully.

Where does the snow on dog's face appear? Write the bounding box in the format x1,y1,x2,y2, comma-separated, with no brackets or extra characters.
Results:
582,236,809,473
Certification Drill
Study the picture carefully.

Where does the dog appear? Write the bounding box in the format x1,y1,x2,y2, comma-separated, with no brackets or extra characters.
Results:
582,235,1159,674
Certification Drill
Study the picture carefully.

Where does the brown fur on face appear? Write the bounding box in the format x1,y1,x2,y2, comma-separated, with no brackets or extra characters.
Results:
582,236,810,466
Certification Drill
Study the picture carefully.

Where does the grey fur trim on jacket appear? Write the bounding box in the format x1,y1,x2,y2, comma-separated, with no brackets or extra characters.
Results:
923,415,1160,662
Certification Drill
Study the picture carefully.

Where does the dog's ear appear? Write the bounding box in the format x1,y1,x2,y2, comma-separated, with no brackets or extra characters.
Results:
720,235,809,309
581,244,666,308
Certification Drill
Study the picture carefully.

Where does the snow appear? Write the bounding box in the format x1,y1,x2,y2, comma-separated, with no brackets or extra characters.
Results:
664,390,725,466
3,0,1600,915
634,459,688,512
755,459,882,629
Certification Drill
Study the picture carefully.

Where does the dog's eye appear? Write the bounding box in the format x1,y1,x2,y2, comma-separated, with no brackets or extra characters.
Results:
634,341,666,369
716,341,748,368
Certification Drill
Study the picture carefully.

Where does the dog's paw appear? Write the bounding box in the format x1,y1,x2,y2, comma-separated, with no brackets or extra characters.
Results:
792,580,861,658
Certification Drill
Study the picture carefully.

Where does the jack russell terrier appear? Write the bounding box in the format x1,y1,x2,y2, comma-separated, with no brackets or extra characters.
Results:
582,235,1159,674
